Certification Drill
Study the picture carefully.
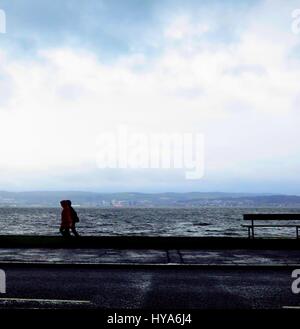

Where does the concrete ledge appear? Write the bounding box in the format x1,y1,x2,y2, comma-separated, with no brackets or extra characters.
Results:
0,235,299,249
0,261,299,269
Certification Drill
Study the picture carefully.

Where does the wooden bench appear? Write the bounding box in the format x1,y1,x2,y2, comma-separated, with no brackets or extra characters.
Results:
242,214,300,239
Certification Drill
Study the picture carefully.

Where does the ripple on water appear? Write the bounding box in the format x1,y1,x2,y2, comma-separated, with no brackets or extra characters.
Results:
0,207,299,237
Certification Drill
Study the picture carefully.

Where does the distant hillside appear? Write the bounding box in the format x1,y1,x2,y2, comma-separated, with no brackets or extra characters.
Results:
0,191,299,207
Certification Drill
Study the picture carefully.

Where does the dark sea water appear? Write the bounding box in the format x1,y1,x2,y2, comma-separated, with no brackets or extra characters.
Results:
0,207,300,238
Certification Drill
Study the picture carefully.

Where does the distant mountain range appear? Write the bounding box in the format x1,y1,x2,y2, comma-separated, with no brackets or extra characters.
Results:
0,191,300,207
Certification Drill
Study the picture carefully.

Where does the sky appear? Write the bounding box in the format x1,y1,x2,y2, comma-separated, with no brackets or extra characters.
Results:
0,0,300,193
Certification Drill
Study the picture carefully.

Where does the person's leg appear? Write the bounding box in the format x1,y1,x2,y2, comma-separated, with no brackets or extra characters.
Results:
71,225,80,237
65,228,71,237
59,227,65,236
60,227,71,237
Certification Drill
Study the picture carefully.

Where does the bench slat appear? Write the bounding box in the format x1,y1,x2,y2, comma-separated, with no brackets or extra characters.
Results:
242,224,299,227
243,214,300,220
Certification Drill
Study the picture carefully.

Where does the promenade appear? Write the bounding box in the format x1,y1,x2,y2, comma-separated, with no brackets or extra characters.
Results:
0,248,299,266
0,236,299,312
0,235,299,266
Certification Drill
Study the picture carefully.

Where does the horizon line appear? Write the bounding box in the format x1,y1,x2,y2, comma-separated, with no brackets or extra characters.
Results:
0,190,297,196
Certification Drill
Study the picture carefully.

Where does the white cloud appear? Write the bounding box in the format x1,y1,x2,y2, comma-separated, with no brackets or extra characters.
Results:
164,15,210,40
0,0,300,190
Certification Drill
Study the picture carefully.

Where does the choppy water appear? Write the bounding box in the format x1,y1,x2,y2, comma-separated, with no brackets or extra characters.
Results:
0,207,300,237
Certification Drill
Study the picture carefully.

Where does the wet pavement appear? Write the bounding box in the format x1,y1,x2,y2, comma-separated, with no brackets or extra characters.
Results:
0,248,299,265
1,266,299,309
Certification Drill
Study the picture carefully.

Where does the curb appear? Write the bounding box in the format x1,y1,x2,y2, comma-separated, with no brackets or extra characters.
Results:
0,261,299,269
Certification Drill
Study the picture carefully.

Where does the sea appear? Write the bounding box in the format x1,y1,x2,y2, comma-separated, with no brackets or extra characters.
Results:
0,207,300,238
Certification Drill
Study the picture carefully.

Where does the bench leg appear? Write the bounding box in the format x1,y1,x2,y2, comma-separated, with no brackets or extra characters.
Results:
251,226,255,239
297,227,299,240
247,227,251,239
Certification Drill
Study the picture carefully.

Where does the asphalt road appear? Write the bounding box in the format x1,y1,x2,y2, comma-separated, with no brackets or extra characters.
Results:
1,266,300,309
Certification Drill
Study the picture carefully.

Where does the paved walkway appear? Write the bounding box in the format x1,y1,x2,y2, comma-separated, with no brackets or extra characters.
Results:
0,248,299,265
3,266,299,309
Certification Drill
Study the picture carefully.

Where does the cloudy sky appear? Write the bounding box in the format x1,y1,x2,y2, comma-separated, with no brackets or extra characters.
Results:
0,0,300,193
